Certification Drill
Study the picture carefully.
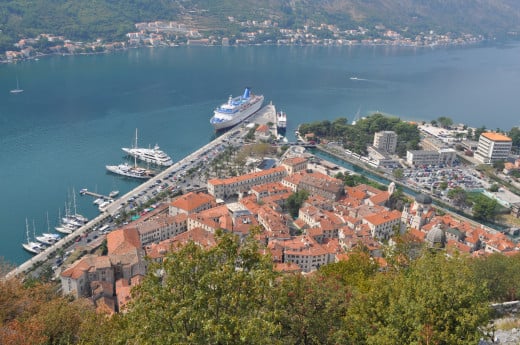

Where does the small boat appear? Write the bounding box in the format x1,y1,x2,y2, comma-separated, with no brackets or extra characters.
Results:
10,78,24,94
109,190,120,198
22,218,45,254
79,188,88,195
36,233,59,245
276,110,287,134
93,197,105,205
98,199,114,212
55,222,78,234
36,213,61,245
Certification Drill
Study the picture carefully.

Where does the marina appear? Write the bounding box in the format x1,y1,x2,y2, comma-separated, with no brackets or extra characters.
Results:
2,44,520,266
6,103,276,277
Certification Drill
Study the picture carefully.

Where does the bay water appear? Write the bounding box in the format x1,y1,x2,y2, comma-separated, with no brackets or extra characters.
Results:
1,43,520,265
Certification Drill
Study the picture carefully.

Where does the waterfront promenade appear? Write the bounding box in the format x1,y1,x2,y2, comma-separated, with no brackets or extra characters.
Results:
6,104,276,279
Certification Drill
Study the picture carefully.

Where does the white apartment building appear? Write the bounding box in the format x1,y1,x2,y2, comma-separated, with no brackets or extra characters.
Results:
475,132,512,164
373,131,397,154
406,150,440,166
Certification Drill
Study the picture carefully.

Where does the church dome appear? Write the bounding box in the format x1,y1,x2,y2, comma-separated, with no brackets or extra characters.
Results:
426,225,446,248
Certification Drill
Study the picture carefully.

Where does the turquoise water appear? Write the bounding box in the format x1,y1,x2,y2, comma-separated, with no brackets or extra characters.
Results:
1,44,520,265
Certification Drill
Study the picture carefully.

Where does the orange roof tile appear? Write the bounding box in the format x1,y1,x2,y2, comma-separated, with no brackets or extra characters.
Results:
209,166,286,186
170,192,216,212
363,209,401,226
482,132,512,142
107,228,142,255
282,156,308,166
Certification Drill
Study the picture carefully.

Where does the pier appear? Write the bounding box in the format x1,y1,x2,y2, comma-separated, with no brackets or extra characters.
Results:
6,104,276,279
79,189,113,200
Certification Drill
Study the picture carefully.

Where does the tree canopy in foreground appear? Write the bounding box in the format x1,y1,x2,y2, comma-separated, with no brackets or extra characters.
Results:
8,234,520,344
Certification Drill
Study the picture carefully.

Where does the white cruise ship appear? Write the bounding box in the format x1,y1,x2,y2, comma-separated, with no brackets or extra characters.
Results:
122,129,173,167
210,87,264,131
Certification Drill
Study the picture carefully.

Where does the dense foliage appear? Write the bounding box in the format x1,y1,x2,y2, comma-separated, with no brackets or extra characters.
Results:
299,113,421,157
286,190,309,218
335,171,387,191
8,234,520,344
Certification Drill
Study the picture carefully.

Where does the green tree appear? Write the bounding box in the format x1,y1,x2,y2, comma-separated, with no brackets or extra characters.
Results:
275,273,349,345
392,168,404,179
437,116,453,128
509,127,520,147
118,232,281,345
466,127,474,140
492,160,505,171
474,126,487,140
447,186,468,207
319,250,378,290
472,253,520,302
488,183,500,192
339,252,490,345
472,194,498,221
287,190,309,218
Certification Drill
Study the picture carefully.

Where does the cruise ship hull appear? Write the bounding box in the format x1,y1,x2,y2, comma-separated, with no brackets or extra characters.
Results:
210,90,264,131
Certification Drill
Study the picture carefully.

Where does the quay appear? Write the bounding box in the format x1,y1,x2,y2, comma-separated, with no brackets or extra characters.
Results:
79,189,113,200
6,103,277,279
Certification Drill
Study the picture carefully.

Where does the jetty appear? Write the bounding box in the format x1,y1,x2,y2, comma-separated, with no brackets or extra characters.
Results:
79,189,113,200
6,104,277,279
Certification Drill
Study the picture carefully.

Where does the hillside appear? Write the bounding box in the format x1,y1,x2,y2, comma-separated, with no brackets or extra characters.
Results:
1,0,520,51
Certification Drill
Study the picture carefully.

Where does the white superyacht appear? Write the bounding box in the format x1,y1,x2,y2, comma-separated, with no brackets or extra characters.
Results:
122,129,173,167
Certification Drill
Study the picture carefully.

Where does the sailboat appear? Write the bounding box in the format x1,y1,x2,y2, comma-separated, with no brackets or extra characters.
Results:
36,212,61,245
22,218,44,254
10,77,24,94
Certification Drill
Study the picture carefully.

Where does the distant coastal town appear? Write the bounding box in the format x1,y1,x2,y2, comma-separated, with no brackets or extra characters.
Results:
1,19,484,63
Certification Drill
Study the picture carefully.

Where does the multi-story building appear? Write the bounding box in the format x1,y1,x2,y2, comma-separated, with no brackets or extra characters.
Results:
281,156,308,174
269,236,332,272
373,131,397,154
134,213,188,245
475,132,512,164
60,228,146,302
169,192,216,216
406,150,440,166
362,209,403,240
282,171,344,201
207,166,287,199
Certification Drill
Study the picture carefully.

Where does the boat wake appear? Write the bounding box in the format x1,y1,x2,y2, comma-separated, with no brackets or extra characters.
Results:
350,76,369,81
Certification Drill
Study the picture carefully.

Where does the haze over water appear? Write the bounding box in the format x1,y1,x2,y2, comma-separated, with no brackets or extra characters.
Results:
1,43,519,265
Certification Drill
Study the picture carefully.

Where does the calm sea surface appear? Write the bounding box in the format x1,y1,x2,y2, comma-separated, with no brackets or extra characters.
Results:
1,43,520,265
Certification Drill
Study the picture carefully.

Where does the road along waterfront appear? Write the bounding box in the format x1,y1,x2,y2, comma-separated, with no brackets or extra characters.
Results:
6,104,276,279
